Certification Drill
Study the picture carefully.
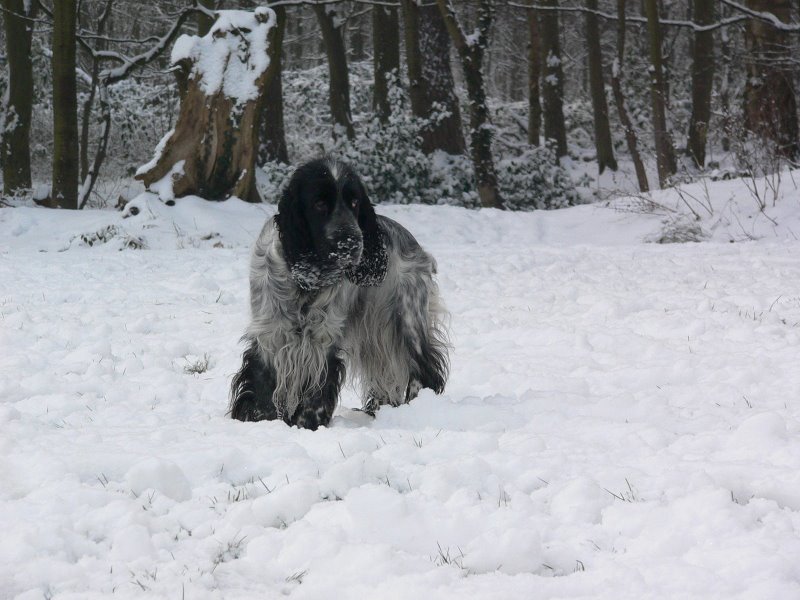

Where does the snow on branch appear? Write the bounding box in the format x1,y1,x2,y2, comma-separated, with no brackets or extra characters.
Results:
507,2,748,32
719,0,800,31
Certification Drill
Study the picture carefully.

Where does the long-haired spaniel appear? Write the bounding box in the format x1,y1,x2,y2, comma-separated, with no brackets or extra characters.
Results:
230,158,449,430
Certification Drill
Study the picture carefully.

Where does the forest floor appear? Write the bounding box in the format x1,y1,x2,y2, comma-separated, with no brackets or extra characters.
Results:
2,173,800,599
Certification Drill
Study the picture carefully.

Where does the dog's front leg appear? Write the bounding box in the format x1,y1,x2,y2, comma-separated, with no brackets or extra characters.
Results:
290,350,345,430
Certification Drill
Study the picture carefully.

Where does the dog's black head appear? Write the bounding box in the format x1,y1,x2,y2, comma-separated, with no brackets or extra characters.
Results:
275,158,388,291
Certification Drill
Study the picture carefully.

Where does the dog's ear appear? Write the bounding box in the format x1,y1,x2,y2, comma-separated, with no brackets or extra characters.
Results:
274,174,320,290
346,181,388,287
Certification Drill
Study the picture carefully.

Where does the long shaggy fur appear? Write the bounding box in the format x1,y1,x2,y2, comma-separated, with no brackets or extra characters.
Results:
230,158,449,430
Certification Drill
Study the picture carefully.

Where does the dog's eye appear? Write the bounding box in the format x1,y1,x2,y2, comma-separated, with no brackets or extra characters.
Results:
314,200,327,212
351,197,358,208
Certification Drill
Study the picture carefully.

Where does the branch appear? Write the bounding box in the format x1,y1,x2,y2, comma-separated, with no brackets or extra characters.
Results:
436,0,468,54
719,0,800,31
507,1,748,32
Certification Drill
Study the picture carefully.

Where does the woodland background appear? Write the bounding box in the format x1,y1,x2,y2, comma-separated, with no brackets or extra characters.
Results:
1,0,799,212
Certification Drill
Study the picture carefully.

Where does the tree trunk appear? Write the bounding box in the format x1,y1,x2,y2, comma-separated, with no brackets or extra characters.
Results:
539,0,567,158
644,0,677,187
437,0,503,210
136,8,281,203
743,0,799,159
52,0,79,209
527,6,541,146
197,0,215,36
79,0,112,183
610,0,649,192
401,0,466,155
373,5,400,123
259,6,289,164
585,0,617,173
313,3,355,141
349,11,366,61
686,0,715,167
1,0,36,195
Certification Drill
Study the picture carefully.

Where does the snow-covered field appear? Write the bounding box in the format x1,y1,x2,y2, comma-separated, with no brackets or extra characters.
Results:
2,179,800,599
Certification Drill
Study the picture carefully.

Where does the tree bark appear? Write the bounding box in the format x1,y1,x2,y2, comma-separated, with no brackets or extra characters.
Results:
313,3,355,141
1,0,36,194
349,11,366,61
401,0,466,155
372,4,400,123
52,0,79,208
743,0,799,159
686,0,715,167
585,0,617,173
539,0,567,158
610,0,648,192
136,8,281,203
437,0,503,210
259,5,289,164
79,0,112,183
527,6,541,146
197,0,215,36
644,0,677,187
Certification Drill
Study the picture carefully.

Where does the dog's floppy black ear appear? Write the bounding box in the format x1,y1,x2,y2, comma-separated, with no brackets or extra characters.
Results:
346,182,388,287
274,174,319,289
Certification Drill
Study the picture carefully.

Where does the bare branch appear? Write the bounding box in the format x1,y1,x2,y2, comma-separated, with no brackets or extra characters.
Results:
507,1,748,32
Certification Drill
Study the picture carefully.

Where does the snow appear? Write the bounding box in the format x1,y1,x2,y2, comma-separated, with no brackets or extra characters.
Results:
2,173,800,598
169,8,276,103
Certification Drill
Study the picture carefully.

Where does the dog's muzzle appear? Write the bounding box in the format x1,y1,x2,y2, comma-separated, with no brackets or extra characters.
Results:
325,206,363,266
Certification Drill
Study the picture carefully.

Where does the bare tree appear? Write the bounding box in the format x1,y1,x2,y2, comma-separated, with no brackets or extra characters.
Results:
52,0,79,208
313,2,355,140
585,0,617,172
373,4,400,124
401,0,466,154
539,0,567,157
1,0,36,195
644,0,676,187
743,0,799,159
527,4,541,145
687,0,715,167
437,0,504,209
259,5,289,164
610,0,649,192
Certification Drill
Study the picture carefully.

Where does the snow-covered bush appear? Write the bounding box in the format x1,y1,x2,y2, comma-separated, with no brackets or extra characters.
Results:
336,76,434,204
499,144,580,210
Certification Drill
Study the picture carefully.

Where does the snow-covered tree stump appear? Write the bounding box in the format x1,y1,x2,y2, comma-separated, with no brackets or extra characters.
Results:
136,8,279,203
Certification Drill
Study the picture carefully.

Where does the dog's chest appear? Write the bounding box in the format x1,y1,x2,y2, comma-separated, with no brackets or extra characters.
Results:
293,286,353,343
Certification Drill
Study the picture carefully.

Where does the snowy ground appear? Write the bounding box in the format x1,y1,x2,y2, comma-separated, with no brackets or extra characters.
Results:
2,177,800,599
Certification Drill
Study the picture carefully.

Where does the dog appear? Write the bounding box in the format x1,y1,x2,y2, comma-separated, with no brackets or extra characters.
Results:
229,158,449,430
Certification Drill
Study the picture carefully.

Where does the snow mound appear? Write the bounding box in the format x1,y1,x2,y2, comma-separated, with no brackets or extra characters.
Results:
126,457,192,502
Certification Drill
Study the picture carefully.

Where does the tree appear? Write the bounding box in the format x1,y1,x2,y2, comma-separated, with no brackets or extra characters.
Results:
527,6,541,146
136,8,281,202
743,0,799,159
196,0,215,36
79,0,113,184
539,0,567,157
401,0,465,154
259,5,289,164
437,0,504,209
372,4,400,124
313,3,355,140
585,0,617,172
686,0,715,168
52,0,79,208
1,0,36,195
644,0,677,187
610,0,648,192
